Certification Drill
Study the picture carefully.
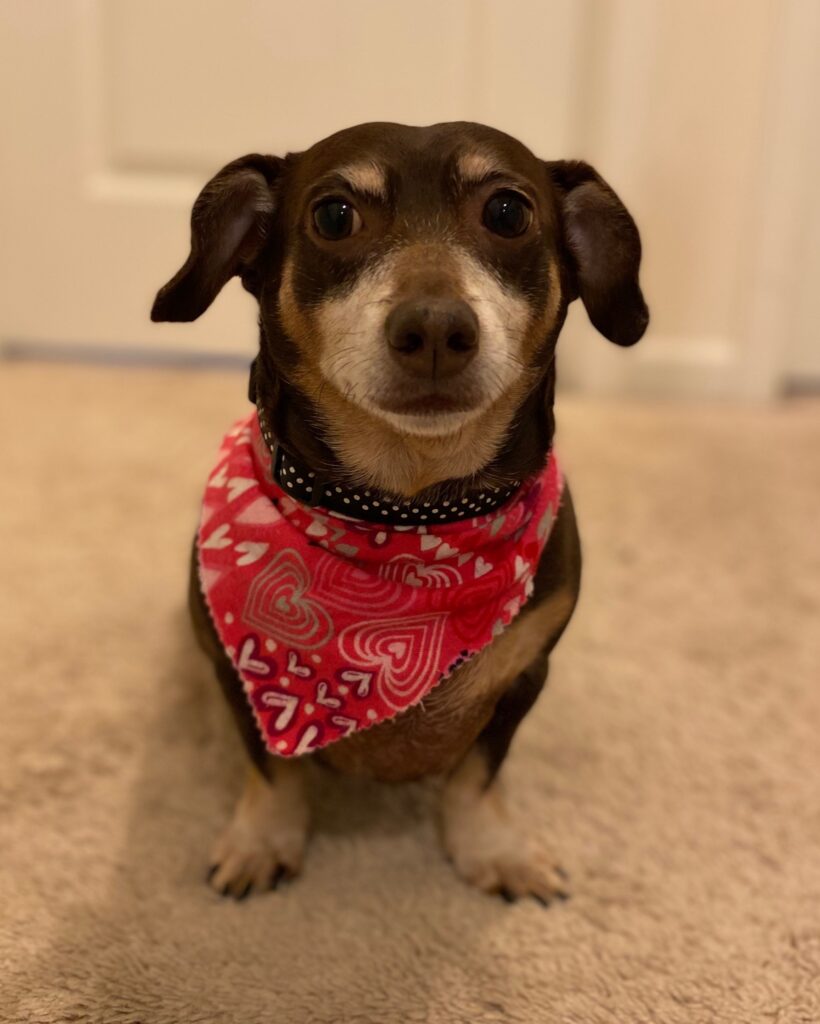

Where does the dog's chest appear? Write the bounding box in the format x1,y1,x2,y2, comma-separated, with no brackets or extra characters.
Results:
317,598,552,780
316,663,497,780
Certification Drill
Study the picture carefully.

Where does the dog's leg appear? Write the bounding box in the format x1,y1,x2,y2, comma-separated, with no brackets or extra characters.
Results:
440,649,569,904
208,756,309,899
188,544,310,898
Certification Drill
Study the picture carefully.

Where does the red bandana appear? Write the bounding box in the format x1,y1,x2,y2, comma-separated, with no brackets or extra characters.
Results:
196,412,563,757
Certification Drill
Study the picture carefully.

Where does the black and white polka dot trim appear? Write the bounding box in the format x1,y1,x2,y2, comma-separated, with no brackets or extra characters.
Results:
256,404,520,525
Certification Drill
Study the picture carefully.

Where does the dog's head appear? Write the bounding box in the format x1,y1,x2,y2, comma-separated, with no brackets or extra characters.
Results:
153,122,647,495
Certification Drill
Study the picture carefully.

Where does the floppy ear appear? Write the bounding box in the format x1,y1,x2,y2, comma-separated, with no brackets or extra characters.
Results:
150,154,283,322
545,160,648,346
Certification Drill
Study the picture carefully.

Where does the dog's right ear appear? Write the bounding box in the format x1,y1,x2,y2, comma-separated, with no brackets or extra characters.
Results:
151,154,283,322
545,160,648,347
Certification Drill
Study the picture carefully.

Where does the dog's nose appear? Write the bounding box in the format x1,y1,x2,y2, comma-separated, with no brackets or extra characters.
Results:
386,298,479,380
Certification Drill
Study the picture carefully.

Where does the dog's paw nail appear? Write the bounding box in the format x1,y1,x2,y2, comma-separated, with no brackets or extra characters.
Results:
499,887,517,904
235,882,253,901
206,864,218,883
554,890,570,902
532,893,552,908
269,865,287,891
555,866,570,882
220,883,231,898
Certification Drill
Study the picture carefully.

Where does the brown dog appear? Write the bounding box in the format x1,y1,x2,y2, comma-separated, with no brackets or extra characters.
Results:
152,121,648,903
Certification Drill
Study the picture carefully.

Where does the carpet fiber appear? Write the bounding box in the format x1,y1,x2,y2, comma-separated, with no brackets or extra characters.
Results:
1,362,818,1024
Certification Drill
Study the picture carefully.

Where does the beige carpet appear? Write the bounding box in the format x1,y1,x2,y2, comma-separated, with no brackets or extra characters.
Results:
1,361,819,1024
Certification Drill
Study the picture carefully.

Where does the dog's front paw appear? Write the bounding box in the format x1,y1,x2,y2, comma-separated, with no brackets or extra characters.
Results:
441,760,569,904
207,766,308,899
447,837,570,905
207,819,304,899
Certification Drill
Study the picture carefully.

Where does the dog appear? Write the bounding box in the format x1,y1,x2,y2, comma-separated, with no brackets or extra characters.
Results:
151,121,648,903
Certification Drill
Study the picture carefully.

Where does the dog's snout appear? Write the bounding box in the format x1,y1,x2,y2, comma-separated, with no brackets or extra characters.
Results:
386,298,478,380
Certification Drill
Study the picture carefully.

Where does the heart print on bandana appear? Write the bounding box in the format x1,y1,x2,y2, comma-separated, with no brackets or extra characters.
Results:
243,548,334,649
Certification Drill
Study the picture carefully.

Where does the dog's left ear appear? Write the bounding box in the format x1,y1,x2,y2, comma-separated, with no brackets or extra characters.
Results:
545,160,648,346
151,154,283,322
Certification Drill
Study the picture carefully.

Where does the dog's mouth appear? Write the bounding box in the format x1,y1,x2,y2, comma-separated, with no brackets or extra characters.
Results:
376,385,472,413
367,376,491,429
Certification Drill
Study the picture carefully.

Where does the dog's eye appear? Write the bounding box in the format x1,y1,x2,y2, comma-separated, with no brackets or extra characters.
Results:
482,191,532,238
313,198,362,240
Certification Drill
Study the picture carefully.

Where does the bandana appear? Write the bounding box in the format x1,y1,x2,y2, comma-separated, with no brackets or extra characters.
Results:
196,411,563,757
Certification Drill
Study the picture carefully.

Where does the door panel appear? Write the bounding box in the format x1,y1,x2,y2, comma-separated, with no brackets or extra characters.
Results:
106,0,477,169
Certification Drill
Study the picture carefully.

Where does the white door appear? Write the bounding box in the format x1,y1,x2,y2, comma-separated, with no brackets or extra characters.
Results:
1,0,815,397
0,0,578,360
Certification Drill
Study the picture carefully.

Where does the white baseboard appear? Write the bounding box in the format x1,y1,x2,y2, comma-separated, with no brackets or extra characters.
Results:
558,329,760,400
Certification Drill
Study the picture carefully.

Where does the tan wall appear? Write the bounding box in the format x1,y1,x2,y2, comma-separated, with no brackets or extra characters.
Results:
0,0,817,396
